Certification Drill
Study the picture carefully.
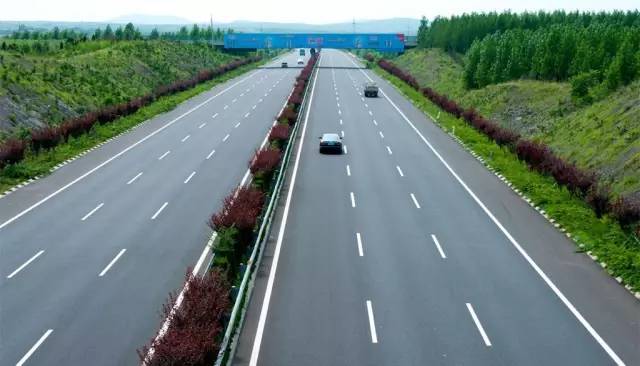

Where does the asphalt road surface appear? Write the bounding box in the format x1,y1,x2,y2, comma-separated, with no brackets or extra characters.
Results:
0,50,308,365
233,49,640,365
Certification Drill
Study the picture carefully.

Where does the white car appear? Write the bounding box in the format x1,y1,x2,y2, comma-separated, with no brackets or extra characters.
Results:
297,58,304,65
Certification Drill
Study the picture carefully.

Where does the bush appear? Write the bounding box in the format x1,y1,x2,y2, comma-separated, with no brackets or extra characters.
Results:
586,184,611,218
611,195,640,229
268,124,290,147
278,107,298,125
209,187,265,233
31,126,61,152
138,269,230,366
249,148,282,191
0,139,26,168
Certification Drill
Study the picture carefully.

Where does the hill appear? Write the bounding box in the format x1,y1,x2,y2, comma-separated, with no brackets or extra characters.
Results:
0,40,237,137
393,48,640,197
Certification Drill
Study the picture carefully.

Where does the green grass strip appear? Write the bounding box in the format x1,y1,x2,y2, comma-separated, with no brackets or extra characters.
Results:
374,65,640,293
0,61,262,193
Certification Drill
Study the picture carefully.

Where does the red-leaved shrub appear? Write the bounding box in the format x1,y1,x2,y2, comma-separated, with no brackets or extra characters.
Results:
31,126,61,152
209,187,265,232
249,148,282,175
268,124,290,144
0,139,26,168
138,269,230,366
586,184,611,218
611,195,640,228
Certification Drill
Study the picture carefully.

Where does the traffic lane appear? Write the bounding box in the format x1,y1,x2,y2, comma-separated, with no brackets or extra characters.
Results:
341,51,640,365
0,66,265,224
340,51,627,364
262,50,310,68
0,50,297,224
1,69,300,364
252,67,375,366
331,66,501,365
0,66,293,266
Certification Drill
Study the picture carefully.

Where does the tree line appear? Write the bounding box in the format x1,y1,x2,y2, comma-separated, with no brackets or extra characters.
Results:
7,23,232,43
463,24,640,96
418,10,640,53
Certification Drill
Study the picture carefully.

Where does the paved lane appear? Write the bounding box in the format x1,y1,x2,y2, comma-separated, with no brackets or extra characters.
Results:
0,51,306,365
233,49,639,366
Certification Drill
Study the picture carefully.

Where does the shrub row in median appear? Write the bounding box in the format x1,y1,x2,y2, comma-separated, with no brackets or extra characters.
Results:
138,53,318,365
376,57,640,232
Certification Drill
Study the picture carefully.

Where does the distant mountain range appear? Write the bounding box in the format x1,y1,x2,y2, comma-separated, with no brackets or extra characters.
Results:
0,17,421,36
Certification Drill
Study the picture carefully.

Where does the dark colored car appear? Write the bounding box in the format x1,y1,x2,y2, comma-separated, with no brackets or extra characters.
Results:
281,61,288,68
364,82,378,97
319,133,343,154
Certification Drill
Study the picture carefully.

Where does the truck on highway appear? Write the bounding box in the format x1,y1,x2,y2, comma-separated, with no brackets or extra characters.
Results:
299,48,306,56
364,82,379,97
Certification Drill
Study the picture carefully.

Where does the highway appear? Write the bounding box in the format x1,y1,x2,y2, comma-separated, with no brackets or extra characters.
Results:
0,51,307,365
234,49,640,365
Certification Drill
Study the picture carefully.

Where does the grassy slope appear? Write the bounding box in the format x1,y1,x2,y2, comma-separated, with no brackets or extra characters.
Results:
0,40,237,136
394,49,640,196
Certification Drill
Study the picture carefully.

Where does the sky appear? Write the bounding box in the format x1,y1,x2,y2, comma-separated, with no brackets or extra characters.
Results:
1,0,639,23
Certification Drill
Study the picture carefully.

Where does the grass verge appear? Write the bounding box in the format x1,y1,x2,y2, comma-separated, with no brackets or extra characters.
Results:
374,65,640,294
0,61,262,193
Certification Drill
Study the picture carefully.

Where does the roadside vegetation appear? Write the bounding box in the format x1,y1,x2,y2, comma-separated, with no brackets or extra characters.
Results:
0,54,263,192
369,54,640,293
139,55,318,365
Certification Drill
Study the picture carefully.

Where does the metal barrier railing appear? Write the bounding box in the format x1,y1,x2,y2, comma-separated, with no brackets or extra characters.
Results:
214,56,319,366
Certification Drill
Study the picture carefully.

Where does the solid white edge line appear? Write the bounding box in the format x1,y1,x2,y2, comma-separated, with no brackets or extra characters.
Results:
431,234,447,259
126,172,143,185
158,150,170,160
151,202,168,220
184,171,196,184
206,149,216,160
366,300,379,344
249,56,320,366
350,192,356,208
466,303,492,346
16,329,53,366
348,53,626,366
356,232,364,257
396,165,404,177
98,249,127,277
7,250,44,279
81,202,104,221
0,70,261,231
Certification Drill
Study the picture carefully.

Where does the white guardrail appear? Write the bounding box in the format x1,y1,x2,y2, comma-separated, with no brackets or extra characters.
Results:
213,57,319,366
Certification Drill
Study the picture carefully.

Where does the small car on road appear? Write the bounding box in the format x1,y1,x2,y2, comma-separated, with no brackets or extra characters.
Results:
364,82,379,97
297,58,304,65
281,61,288,68
319,133,343,154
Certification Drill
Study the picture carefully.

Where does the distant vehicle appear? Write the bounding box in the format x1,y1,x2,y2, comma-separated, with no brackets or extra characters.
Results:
281,61,288,68
319,133,343,154
299,48,306,56
297,58,304,65
364,82,379,97
310,48,316,56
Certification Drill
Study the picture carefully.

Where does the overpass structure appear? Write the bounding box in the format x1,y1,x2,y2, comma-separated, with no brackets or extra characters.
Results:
224,33,405,52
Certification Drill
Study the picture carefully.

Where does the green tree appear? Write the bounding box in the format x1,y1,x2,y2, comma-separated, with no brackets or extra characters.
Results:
92,28,102,41
114,27,124,40
52,26,60,39
178,26,189,40
190,24,201,40
123,22,136,40
149,28,160,40
103,25,114,40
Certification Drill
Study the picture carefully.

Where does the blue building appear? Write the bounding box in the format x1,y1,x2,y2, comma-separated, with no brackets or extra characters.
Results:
224,33,405,52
